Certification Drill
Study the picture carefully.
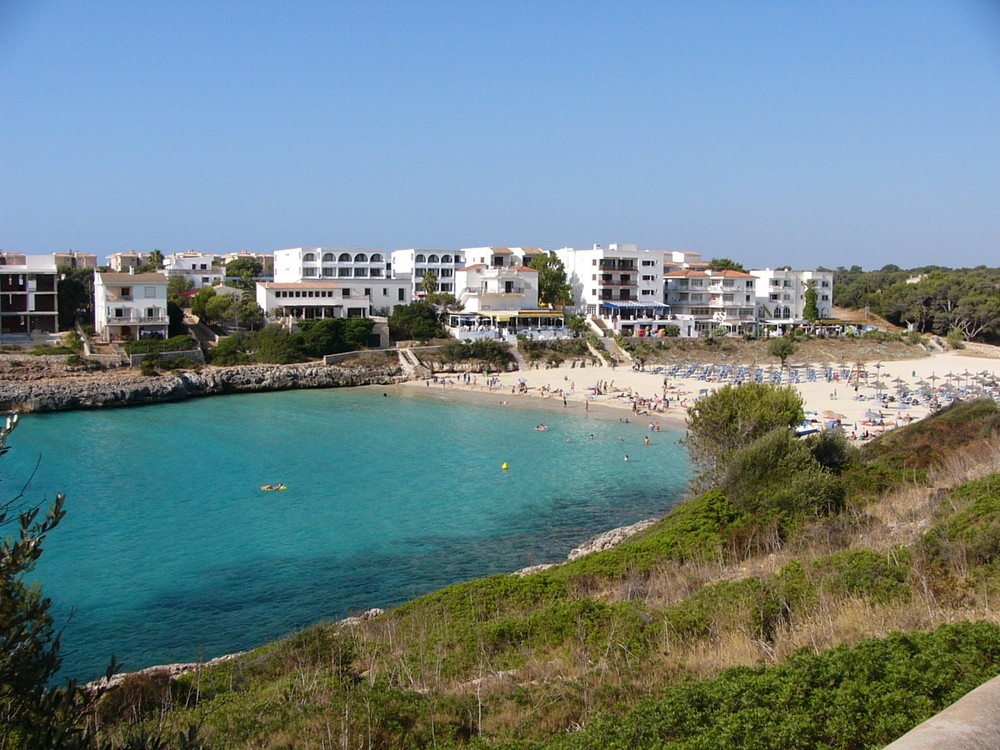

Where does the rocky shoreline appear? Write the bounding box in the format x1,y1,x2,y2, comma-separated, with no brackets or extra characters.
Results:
0,362,406,413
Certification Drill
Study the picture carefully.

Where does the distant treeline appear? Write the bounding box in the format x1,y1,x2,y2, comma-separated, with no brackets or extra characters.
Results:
833,264,1000,343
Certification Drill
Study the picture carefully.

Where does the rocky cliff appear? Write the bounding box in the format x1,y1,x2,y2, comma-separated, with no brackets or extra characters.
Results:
0,363,405,413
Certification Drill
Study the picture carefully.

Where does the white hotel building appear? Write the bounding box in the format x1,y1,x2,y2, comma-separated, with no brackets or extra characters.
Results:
390,249,466,298
256,247,410,321
93,272,169,341
750,268,835,325
555,243,670,336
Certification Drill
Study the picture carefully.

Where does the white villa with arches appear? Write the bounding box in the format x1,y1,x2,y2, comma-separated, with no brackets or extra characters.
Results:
390,249,466,298
750,268,835,327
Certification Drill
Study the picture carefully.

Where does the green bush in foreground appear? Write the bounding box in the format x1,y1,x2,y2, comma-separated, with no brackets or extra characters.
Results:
547,621,1000,750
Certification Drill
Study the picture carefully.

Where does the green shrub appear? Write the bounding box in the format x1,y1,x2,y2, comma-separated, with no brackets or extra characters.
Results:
558,621,1000,749
811,548,910,603
922,474,1000,569
123,335,198,355
29,345,76,356
947,327,966,349
440,339,513,368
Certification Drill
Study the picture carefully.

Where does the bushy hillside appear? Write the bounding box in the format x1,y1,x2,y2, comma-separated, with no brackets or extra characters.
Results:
92,399,1000,749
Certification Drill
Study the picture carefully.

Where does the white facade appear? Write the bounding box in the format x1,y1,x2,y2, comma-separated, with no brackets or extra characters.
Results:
455,262,539,313
390,249,465,297
256,281,371,321
664,269,758,336
273,247,390,283
554,243,670,334
163,252,225,287
750,268,835,323
93,272,169,340
256,274,411,321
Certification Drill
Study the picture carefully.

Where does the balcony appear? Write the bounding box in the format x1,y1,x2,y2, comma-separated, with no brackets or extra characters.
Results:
106,315,169,325
598,278,638,287
598,260,636,271
463,286,524,296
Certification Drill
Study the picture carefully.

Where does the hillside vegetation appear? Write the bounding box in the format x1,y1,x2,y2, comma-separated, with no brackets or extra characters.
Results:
80,400,1000,748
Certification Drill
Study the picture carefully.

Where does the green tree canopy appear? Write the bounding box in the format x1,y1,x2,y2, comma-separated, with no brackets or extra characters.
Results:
804,282,819,322
686,382,804,491
768,336,798,367
56,266,94,330
420,270,438,297
226,258,263,291
167,275,195,305
389,301,445,341
190,287,217,322
708,258,747,273
528,251,572,307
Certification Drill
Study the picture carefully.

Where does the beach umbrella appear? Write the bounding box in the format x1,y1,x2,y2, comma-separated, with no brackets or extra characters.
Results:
915,378,928,387
928,373,940,384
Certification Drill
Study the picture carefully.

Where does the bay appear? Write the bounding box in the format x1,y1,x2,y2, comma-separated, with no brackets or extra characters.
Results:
3,388,689,681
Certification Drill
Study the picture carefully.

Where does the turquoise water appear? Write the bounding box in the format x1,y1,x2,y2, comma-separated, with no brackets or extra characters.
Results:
3,388,689,681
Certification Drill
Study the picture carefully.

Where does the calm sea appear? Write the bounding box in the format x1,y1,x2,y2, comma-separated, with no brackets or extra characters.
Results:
4,388,689,681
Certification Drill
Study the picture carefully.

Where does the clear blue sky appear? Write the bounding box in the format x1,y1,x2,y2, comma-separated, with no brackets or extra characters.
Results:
2,0,998,269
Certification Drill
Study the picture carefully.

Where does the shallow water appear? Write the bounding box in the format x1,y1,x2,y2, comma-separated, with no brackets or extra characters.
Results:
4,388,689,680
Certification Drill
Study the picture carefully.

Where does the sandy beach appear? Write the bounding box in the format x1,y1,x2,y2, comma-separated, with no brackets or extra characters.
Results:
398,346,1000,440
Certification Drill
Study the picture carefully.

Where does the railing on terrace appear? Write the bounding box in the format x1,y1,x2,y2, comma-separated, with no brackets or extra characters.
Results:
106,315,168,325
598,279,639,287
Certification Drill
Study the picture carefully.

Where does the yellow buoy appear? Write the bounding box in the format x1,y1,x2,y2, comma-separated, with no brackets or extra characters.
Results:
501,462,509,470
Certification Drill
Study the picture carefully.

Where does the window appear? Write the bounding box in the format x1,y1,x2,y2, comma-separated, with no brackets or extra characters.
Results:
370,254,383,262
382,288,387,296
364,288,371,297
303,253,316,262
821,294,829,301
427,254,439,263
323,268,335,277
441,255,452,263
415,254,426,263
322,253,335,262
339,253,352,262
144,287,156,298
201,277,209,285
303,268,317,277
145,307,157,317
353,253,368,263
821,280,830,287
398,288,405,301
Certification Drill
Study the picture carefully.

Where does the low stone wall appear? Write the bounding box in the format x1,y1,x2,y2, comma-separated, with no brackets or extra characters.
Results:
0,362,405,413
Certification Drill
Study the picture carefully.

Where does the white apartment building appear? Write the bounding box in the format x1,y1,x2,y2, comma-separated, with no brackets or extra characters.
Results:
0,255,59,336
273,247,390,283
256,281,371,321
664,269,758,337
390,249,466,298
554,244,670,335
259,247,410,321
93,272,169,341
750,268,835,325
447,248,561,338
163,252,225,287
